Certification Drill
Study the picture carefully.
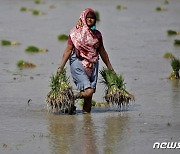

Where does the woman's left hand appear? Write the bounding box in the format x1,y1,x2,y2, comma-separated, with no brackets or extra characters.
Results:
57,66,62,75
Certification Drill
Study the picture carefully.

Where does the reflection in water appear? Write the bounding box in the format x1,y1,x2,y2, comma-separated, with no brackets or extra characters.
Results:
170,78,180,139
80,114,98,154
103,113,129,154
47,114,76,154
170,79,180,109
47,114,98,154
47,112,129,154
171,79,179,88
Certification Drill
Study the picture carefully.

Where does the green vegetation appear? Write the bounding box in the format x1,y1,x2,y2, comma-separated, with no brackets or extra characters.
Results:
46,68,75,114
16,60,36,69
25,46,48,53
20,7,28,12
174,39,180,45
34,0,42,4
156,6,167,11
58,34,68,41
169,58,180,79
167,30,180,36
163,53,180,80
32,10,45,15
163,52,175,59
116,5,127,10
1,40,11,46
163,0,169,5
95,11,100,21
100,68,135,108
20,7,32,12
1,40,21,46
32,10,39,15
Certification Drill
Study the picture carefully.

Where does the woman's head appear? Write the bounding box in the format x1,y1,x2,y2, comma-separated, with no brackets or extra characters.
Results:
78,8,96,28
70,8,99,55
86,11,96,27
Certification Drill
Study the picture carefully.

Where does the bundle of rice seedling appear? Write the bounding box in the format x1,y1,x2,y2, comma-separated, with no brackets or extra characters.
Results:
156,6,167,11
116,5,127,10
169,58,180,80
16,60,36,69
20,7,33,12
32,10,46,15
167,30,180,36
100,68,135,108
34,0,42,4
25,46,48,53
163,0,169,5
174,39,180,46
1,40,21,46
45,68,75,114
20,7,28,12
57,34,68,41
163,52,175,59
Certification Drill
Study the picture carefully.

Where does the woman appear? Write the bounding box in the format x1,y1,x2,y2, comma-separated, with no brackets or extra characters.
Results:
57,8,113,113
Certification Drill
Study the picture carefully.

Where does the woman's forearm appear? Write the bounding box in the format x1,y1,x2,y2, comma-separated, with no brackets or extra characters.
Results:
101,54,112,69
99,45,113,70
59,45,73,69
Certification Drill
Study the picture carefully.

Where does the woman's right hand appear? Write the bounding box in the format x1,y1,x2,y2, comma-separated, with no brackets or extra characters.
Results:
57,66,62,75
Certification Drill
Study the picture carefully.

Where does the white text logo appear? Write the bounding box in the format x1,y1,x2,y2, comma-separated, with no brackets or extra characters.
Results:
153,142,180,149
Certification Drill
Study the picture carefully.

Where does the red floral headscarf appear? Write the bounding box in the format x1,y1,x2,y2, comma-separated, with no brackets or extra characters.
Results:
70,8,99,77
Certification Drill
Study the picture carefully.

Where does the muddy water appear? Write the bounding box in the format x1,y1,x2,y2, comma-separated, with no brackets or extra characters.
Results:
1,0,180,153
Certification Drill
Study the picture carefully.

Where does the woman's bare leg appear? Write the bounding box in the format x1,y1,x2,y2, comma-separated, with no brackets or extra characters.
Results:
78,88,94,113
81,88,94,98
83,95,93,113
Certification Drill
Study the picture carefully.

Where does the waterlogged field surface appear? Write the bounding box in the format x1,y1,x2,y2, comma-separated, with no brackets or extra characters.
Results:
1,0,180,153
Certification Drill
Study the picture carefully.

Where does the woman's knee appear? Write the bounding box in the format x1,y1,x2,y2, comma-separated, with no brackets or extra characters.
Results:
84,88,94,97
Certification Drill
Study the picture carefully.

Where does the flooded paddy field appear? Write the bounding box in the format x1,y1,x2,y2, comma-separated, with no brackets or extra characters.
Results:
0,0,180,153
